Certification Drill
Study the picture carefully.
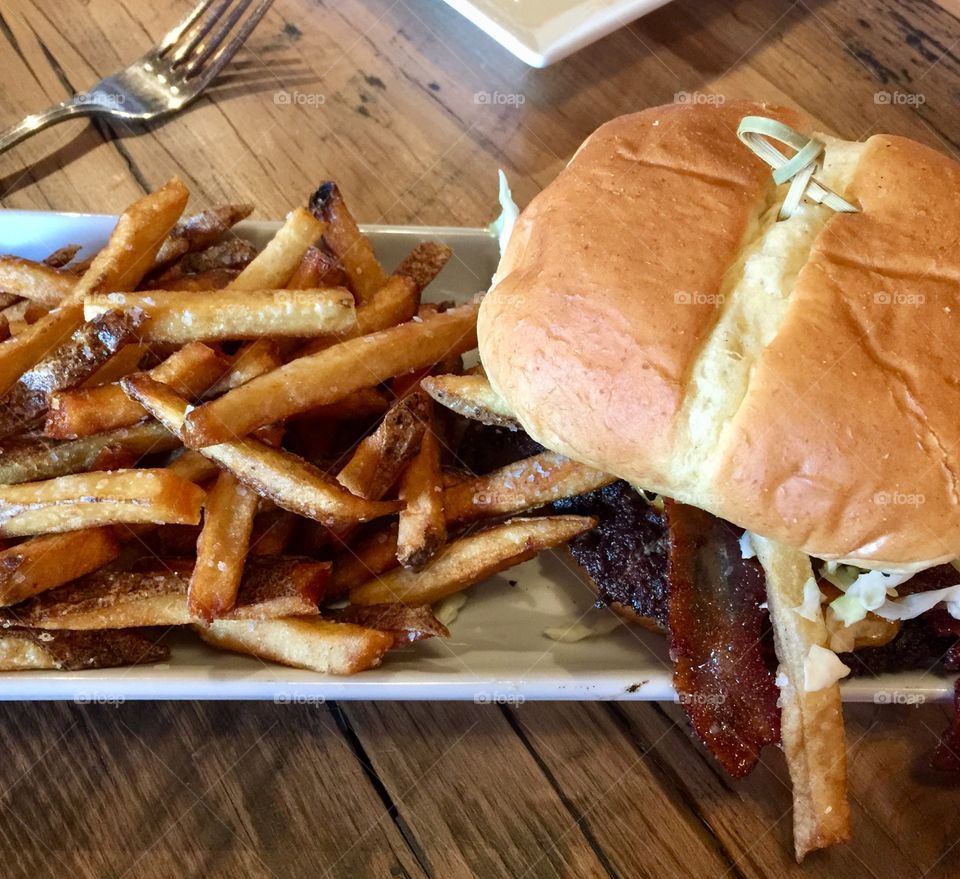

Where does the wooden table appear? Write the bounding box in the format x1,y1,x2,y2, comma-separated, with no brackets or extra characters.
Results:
1,0,960,875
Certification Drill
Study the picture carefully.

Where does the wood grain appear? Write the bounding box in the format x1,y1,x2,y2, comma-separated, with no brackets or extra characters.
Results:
2,0,960,876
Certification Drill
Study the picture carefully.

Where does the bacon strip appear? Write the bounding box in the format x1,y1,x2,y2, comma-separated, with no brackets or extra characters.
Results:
666,500,780,778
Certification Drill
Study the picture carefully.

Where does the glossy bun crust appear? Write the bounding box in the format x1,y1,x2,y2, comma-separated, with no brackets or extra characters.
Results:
479,100,960,570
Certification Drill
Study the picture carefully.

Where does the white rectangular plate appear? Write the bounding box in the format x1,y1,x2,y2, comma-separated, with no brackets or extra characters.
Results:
439,0,673,67
0,210,950,703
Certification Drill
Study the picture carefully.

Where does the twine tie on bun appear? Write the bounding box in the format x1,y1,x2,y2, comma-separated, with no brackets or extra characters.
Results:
737,116,859,219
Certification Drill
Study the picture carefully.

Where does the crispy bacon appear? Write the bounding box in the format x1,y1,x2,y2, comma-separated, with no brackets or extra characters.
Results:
666,500,780,778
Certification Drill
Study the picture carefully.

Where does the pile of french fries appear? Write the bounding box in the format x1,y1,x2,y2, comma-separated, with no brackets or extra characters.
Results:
0,178,606,675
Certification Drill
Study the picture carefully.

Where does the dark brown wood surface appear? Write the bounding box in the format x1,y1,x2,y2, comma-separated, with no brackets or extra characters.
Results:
1,0,960,875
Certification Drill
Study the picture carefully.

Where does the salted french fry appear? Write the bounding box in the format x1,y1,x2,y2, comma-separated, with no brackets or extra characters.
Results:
6,558,329,630
0,628,168,671
84,343,147,387
350,515,597,606
422,373,519,430
248,506,298,556
184,300,479,446
196,617,394,674
84,288,356,343
46,342,229,439
189,471,259,622
397,398,446,569
166,448,221,484
0,469,204,537
443,452,616,524
44,245,82,269
0,257,76,306
311,182,386,304
356,275,419,334
2,299,48,330
0,421,178,485
328,603,449,644
293,387,390,422
203,339,281,398
296,274,419,357
121,374,399,526
337,391,429,500
330,522,400,595
0,449,219,605
147,268,239,292
0,527,120,605
751,536,851,860
153,203,254,269
287,246,346,290
0,179,189,395
228,207,325,291
393,242,453,293
0,311,143,438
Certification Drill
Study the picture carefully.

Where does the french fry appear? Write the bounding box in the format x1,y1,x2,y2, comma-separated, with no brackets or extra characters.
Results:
422,373,519,430
295,274,419,357
0,257,76,305
0,311,144,438
292,387,390,422
151,240,259,286
5,558,329,630
311,182,386,304
349,515,597,606
751,536,851,860
196,617,394,674
287,246,346,290
393,242,453,293
0,179,189,395
0,310,145,438
0,421,178,485
44,245,82,269
249,506,298,556
146,267,239,292
2,298,48,330
0,451,218,604
84,343,147,387
328,603,449,644
443,452,616,524
0,468,204,537
355,275,419,335
153,204,254,270
121,374,400,526
166,448,221,484
189,471,259,622
0,527,120,605
0,627,168,671
203,339,281,398
330,522,400,595
337,391,429,500
397,397,446,569
228,207,325,291
46,342,229,438
84,288,356,343
183,300,479,446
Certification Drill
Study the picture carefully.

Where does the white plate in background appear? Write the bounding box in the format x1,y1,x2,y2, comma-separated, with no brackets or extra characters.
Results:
0,210,950,703
439,0,673,67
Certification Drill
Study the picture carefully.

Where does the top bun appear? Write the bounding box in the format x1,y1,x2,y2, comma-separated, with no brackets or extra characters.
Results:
478,100,960,571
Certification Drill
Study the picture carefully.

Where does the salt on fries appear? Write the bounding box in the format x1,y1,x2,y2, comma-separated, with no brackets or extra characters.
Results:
0,177,616,682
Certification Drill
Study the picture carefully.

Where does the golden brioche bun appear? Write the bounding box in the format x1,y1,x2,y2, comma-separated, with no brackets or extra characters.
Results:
479,100,960,571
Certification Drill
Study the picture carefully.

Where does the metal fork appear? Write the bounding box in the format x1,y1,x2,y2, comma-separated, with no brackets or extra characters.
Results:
0,0,275,156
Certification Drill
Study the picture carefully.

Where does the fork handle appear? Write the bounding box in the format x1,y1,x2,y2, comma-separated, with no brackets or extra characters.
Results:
0,98,97,157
